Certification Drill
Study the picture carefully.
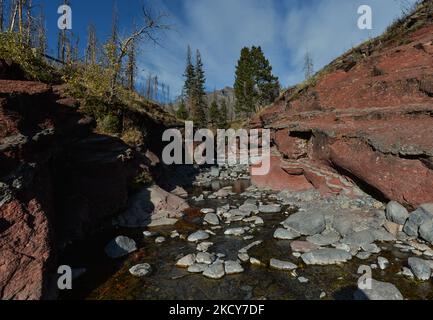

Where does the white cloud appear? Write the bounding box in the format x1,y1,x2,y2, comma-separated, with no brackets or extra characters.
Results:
137,0,418,98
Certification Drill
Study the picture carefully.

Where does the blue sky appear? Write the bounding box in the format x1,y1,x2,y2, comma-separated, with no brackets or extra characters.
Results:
36,0,416,100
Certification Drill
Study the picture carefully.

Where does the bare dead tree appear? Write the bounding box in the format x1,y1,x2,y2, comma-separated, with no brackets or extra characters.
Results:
0,0,5,32
303,50,314,80
108,6,169,100
85,23,97,65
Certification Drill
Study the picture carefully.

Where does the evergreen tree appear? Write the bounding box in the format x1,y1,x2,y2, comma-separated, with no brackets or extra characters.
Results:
218,99,229,129
234,46,280,117
251,46,280,108
182,45,195,112
208,92,220,126
176,100,189,120
192,49,207,127
234,47,255,116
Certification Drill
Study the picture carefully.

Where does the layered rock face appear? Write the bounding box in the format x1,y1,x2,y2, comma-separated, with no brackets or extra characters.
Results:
250,3,433,209
0,63,182,299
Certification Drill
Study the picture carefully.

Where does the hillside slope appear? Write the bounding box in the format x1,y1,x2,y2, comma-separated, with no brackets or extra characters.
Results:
250,0,433,209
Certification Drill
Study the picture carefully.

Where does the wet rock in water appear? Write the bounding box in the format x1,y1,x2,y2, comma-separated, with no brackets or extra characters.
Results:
197,242,213,252
356,252,372,260
238,253,250,263
270,259,298,271
204,213,220,226
290,241,320,253
225,261,244,275
105,236,137,258
307,230,341,246
243,216,264,225
188,264,208,274
361,243,381,254
282,212,326,236
239,203,258,214
196,252,215,265
341,229,376,247
354,279,403,300
386,201,409,225
298,277,309,284
250,257,263,266
129,263,152,277
302,249,352,265
203,263,225,279
143,231,155,237
274,228,300,240
378,257,390,270
170,231,180,239
224,227,246,236
201,208,215,214
239,241,263,254
155,237,166,244
403,207,433,237
176,254,196,268
214,188,229,198
333,243,351,253
259,204,281,213
188,230,210,242
408,257,432,281
399,267,415,278
320,292,327,299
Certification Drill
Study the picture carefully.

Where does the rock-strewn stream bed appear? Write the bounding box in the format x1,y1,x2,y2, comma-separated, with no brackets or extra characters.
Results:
60,165,433,300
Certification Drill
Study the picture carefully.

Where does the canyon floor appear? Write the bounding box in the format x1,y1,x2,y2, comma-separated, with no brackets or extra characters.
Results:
60,165,433,300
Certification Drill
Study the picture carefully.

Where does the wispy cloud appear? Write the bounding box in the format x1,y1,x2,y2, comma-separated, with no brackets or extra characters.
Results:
137,0,417,99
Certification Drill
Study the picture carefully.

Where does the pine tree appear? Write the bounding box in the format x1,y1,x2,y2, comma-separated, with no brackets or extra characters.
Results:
218,99,229,129
183,45,196,112
234,47,256,116
250,46,280,109
176,100,189,120
234,46,280,116
192,49,207,127
208,91,220,126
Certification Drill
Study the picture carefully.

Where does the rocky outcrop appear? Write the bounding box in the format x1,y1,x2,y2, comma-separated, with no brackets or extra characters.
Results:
250,1,433,209
0,62,182,299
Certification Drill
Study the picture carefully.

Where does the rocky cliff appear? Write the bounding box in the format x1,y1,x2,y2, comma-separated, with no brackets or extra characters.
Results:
250,1,433,209
0,61,185,299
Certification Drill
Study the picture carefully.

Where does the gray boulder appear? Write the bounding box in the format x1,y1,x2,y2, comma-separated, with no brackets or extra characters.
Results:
188,230,210,242
419,220,433,245
386,201,409,225
270,259,298,271
203,263,225,279
307,230,341,246
408,257,432,281
259,204,281,213
403,207,433,237
105,236,137,258
129,263,152,277
301,249,352,265
273,228,300,240
224,261,244,275
204,213,220,226
341,229,376,247
354,279,403,300
282,212,326,236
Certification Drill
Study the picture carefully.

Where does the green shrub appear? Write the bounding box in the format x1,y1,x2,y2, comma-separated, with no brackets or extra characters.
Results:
98,113,121,134
0,32,58,83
